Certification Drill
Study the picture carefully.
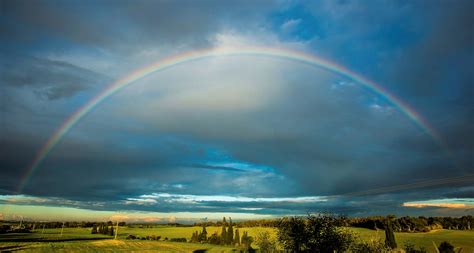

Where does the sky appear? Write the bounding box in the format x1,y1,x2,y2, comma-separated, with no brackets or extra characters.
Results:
1,0,473,222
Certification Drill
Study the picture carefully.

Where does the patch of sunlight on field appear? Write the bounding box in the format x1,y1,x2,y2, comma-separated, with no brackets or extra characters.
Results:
349,227,474,253
1,240,237,253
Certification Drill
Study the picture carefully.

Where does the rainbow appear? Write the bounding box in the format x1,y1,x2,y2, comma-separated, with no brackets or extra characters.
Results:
18,46,444,192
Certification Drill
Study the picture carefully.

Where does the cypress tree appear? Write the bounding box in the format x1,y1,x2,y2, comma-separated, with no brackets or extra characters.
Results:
227,217,234,245
201,226,208,242
220,217,227,244
385,220,397,249
234,228,240,245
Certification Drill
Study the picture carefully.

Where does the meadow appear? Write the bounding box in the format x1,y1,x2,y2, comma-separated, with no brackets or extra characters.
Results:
1,226,473,252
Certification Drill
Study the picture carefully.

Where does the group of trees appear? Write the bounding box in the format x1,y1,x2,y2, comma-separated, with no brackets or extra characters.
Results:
91,223,114,236
351,215,473,232
190,217,254,250
194,215,473,233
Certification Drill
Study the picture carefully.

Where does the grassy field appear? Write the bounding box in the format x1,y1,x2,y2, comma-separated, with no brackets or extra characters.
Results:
1,226,473,252
350,227,474,253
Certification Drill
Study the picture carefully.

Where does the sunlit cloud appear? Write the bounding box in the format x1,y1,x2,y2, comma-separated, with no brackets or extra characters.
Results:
134,193,327,204
403,198,474,209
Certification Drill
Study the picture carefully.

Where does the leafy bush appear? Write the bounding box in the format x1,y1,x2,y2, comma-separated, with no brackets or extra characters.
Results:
438,241,455,253
169,237,187,242
126,234,136,240
255,231,277,253
404,242,427,253
351,238,390,253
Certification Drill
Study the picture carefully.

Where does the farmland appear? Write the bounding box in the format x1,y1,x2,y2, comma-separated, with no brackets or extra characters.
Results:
1,226,473,252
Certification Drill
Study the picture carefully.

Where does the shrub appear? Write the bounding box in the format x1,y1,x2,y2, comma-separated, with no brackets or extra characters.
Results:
352,238,390,253
255,231,277,253
404,242,427,253
438,241,455,253
169,238,187,242
126,234,136,240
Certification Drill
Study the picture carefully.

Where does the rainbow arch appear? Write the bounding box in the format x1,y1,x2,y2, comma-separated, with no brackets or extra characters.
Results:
18,46,443,192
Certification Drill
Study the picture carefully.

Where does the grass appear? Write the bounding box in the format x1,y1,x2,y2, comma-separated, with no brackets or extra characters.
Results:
1,226,473,252
116,225,275,240
350,227,474,253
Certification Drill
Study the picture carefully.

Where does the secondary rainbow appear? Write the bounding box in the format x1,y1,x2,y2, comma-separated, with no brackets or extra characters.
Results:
18,46,444,192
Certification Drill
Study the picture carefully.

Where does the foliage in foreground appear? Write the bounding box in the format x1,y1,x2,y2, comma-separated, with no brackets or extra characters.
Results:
254,231,277,253
438,241,455,253
351,238,390,253
404,242,427,253
276,214,354,252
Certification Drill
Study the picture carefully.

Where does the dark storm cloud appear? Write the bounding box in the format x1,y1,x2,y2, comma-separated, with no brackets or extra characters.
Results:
1,0,276,52
390,0,474,96
1,53,109,100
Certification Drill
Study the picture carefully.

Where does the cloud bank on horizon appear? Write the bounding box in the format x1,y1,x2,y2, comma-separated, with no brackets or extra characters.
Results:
1,0,473,220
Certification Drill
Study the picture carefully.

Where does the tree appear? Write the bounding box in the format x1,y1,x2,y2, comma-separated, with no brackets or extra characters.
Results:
191,231,198,242
200,226,207,242
276,216,306,251
227,217,234,245
384,219,397,249
438,241,455,253
220,217,227,245
208,232,220,245
109,225,114,236
234,228,241,245
277,214,354,253
241,231,254,251
91,224,97,234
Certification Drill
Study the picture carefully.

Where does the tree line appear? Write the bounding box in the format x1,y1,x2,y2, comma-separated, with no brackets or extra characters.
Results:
350,215,473,232
192,215,474,233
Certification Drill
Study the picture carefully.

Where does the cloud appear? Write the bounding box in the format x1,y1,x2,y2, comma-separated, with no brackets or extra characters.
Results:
1,53,109,100
403,198,474,209
134,193,327,204
281,19,302,33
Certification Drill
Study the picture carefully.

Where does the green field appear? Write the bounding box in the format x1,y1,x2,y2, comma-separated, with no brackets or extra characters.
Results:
1,226,473,252
350,227,474,253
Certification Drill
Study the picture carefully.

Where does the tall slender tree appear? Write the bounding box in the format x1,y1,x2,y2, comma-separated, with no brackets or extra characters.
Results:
234,228,240,245
385,219,397,249
227,217,234,245
220,217,227,244
200,226,208,242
